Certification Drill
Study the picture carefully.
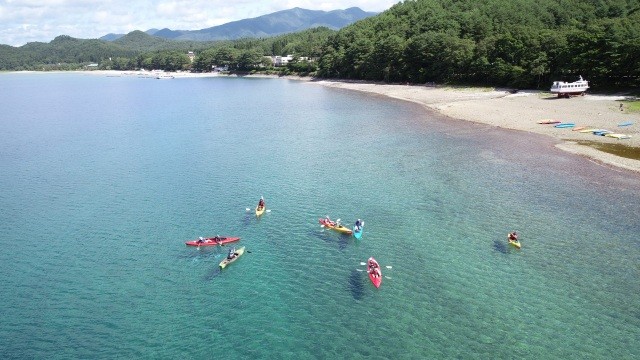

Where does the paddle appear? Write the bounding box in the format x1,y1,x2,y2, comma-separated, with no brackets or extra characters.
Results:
360,262,393,269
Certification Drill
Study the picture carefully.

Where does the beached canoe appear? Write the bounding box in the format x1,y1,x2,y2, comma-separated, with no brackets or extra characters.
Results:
508,240,522,249
537,119,561,124
185,236,240,247
618,121,634,127
219,246,245,269
319,218,353,235
367,257,382,288
605,133,632,139
593,130,613,136
554,123,575,128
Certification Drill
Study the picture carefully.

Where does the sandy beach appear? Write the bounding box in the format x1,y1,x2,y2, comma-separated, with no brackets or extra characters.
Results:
24,70,640,173
306,79,640,173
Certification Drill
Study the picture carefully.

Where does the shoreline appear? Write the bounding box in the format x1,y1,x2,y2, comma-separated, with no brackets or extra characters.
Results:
9,70,640,173
304,79,640,174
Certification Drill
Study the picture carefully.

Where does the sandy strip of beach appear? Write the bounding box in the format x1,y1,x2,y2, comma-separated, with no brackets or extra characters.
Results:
306,79,640,174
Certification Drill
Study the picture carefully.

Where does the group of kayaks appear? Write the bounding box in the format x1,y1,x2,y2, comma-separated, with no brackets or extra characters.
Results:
184,199,380,287
537,119,633,139
184,198,269,269
319,216,380,287
185,235,245,268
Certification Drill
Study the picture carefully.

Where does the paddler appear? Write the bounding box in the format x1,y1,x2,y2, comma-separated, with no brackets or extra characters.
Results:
355,219,362,231
324,216,334,226
258,197,265,209
507,231,518,242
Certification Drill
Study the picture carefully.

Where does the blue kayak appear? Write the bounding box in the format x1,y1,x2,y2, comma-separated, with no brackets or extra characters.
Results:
353,223,364,239
554,123,575,128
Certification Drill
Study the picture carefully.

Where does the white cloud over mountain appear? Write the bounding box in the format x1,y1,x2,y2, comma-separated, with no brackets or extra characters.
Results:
0,0,398,46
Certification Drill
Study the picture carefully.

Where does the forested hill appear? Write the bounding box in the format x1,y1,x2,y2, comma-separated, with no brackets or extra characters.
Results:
1,0,638,90
316,0,640,89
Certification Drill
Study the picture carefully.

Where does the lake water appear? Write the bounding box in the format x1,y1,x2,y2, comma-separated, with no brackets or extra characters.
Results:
1,72,639,359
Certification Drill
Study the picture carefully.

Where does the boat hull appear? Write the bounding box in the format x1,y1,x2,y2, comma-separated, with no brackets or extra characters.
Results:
353,226,363,239
367,257,382,288
319,218,353,234
185,236,240,247
550,76,589,98
219,247,245,268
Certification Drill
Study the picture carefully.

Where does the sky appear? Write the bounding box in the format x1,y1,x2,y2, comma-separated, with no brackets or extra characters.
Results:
0,0,400,47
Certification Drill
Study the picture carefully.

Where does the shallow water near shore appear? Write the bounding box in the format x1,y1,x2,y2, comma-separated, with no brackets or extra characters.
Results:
0,73,639,359
576,140,640,160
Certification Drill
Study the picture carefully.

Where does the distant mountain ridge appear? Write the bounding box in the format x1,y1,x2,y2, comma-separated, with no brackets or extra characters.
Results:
100,7,376,41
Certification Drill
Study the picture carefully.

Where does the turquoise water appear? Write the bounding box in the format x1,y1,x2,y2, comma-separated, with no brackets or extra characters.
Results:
0,73,639,359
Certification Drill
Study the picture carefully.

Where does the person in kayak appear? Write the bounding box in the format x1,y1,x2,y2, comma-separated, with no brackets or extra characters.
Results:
258,197,265,209
228,248,236,260
354,219,362,231
507,231,518,242
368,260,377,272
324,216,335,226
197,237,204,244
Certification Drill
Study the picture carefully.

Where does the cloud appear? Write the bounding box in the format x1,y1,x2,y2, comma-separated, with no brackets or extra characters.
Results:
0,0,398,46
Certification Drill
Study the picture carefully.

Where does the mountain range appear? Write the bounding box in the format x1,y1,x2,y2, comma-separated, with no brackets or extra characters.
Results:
100,7,377,42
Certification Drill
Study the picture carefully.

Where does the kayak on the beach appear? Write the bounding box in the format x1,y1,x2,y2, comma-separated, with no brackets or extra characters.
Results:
618,121,633,127
319,217,353,235
367,257,382,288
219,246,245,269
579,128,599,133
185,236,240,247
605,133,632,139
554,123,575,128
593,130,613,136
537,119,561,124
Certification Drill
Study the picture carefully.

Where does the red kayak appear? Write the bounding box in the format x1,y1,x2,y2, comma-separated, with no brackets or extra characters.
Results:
367,257,382,288
185,236,240,247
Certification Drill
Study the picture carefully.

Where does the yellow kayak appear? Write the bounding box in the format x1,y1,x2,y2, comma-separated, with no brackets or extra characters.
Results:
605,133,631,139
219,247,245,269
255,205,265,216
508,240,521,249
319,218,353,235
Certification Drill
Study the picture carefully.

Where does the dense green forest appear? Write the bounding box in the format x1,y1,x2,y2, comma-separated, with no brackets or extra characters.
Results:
1,0,638,89
317,0,640,88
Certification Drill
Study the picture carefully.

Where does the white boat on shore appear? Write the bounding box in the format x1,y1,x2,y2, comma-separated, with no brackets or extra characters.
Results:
550,76,589,97
155,73,174,79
